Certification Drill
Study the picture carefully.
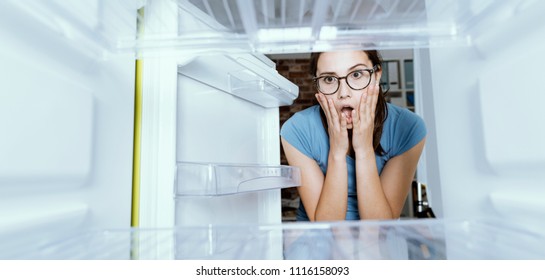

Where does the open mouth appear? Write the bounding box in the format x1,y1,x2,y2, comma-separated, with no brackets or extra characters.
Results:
341,106,354,123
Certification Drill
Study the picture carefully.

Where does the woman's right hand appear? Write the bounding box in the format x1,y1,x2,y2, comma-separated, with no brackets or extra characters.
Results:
316,94,349,157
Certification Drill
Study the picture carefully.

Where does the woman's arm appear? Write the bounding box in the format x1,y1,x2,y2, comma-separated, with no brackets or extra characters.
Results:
351,76,426,219
356,138,426,219
281,137,349,221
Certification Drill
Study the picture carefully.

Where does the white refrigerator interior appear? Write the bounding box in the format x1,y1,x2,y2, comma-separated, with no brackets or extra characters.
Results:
174,53,299,226
1,0,545,259
0,0,137,258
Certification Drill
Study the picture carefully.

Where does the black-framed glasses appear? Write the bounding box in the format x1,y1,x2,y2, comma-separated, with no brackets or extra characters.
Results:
313,65,378,95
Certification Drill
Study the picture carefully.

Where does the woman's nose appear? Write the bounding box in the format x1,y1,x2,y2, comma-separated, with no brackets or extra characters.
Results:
337,79,351,99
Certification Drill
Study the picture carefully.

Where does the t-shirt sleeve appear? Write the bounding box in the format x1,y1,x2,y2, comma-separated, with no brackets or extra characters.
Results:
392,109,427,156
280,113,316,160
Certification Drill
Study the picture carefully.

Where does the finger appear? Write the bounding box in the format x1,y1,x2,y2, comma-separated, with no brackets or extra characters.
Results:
340,109,347,131
363,78,377,116
315,93,323,110
316,94,332,121
327,98,340,127
352,109,359,127
369,79,380,116
316,94,338,128
358,90,368,120
315,93,324,108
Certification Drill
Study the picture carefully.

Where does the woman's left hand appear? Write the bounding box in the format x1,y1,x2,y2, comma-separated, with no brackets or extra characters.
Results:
352,75,380,155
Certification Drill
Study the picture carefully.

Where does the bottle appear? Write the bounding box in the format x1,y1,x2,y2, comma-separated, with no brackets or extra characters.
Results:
412,181,436,218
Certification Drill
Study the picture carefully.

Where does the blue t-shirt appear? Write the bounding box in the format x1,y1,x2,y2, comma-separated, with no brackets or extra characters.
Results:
280,103,427,221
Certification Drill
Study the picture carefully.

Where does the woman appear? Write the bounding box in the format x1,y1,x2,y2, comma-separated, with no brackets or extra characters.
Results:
280,50,426,221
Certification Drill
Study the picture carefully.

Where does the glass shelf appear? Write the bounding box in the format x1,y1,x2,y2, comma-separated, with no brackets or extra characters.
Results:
6,0,535,57
175,0,527,53
4,218,545,259
175,162,301,196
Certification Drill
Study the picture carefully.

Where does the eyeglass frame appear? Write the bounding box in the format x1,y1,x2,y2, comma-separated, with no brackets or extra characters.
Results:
312,65,379,95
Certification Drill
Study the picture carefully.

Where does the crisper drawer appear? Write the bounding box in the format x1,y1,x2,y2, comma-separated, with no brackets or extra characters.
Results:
175,162,300,196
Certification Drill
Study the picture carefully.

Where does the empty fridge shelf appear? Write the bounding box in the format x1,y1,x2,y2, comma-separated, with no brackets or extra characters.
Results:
9,0,538,56
178,0,528,53
5,218,545,260
175,162,301,196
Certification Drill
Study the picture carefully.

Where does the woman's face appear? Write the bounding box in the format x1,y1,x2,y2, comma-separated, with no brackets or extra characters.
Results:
316,51,381,129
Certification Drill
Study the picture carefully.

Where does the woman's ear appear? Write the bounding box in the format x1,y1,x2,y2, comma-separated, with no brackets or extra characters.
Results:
375,67,382,84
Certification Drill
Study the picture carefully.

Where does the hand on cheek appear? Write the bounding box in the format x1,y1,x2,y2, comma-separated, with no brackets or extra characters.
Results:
315,93,349,156
352,76,379,153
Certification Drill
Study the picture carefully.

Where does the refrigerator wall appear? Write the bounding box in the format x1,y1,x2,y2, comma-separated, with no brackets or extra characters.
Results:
0,0,137,253
174,53,299,226
420,0,545,233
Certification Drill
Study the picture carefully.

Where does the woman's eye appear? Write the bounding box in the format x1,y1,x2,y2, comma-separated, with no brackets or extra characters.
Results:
323,76,336,84
350,71,363,79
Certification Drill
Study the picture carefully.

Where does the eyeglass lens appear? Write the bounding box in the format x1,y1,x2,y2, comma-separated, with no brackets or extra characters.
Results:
317,69,373,95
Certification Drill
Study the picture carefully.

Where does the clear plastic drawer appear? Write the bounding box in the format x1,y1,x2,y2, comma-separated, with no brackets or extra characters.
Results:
175,162,301,196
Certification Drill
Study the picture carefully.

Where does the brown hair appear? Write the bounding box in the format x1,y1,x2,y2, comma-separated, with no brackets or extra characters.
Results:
310,50,388,155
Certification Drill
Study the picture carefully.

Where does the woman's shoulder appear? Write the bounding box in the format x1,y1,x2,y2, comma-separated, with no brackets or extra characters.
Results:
280,105,327,161
293,104,320,117
385,103,424,125
284,105,321,126
382,103,427,156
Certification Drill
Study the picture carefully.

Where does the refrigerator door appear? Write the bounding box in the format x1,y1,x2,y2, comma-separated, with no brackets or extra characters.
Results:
0,1,137,257
417,0,545,236
135,1,300,233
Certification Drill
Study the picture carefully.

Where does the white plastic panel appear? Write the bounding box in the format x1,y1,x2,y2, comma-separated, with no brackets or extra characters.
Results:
489,189,545,235
175,194,261,226
0,58,94,186
0,0,135,243
0,199,89,259
177,75,273,163
176,67,283,227
480,66,545,172
422,0,545,240
478,18,545,175
1,0,141,57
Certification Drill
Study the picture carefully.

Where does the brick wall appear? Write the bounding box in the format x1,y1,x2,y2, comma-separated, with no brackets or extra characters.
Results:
271,58,318,165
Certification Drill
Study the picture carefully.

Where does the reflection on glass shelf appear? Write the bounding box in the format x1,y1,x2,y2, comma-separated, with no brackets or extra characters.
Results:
3,219,545,260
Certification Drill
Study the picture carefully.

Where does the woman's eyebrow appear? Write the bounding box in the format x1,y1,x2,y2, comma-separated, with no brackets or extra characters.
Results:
348,63,371,70
318,63,371,76
317,71,337,76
